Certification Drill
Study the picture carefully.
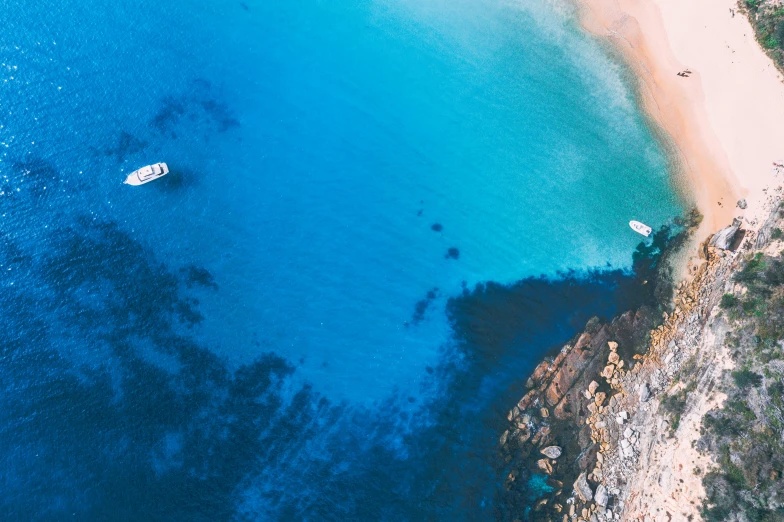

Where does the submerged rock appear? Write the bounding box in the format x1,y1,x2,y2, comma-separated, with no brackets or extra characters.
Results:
710,217,742,250
540,445,562,459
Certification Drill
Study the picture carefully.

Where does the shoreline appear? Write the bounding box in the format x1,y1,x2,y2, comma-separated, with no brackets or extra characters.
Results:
572,0,784,245
496,186,784,520
496,213,701,519
495,0,784,517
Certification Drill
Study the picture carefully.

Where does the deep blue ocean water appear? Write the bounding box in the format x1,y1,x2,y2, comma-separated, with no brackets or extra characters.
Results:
0,0,684,519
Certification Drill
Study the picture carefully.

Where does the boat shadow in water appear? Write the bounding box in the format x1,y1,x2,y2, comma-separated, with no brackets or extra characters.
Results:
152,167,199,193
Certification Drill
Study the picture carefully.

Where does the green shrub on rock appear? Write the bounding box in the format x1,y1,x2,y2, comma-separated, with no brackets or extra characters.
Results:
732,368,763,389
720,294,738,309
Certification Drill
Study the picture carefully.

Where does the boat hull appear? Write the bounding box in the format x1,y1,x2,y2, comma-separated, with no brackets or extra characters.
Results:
124,163,169,185
629,220,652,237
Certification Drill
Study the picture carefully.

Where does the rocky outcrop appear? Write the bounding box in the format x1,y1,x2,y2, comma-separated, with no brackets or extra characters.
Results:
574,471,593,502
709,217,742,250
497,200,784,520
756,204,781,248
497,207,740,520
584,199,783,521
499,308,660,519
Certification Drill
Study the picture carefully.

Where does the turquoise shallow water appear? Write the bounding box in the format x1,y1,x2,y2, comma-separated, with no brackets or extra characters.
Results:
0,0,683,519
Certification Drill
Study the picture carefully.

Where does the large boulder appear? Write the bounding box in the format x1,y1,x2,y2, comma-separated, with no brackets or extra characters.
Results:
573,471,593,502
640,382,651,402
595,484,609,507
540,445,562,459
710,218,742,250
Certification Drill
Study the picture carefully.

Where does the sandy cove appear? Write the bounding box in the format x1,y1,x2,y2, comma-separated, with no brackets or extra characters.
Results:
576,0,784,240
572,1,784,519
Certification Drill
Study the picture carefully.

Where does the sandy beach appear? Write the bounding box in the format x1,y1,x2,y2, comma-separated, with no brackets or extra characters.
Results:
576,0,784,240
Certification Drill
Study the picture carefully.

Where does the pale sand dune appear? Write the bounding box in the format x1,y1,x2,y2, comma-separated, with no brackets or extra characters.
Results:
575,0,784,239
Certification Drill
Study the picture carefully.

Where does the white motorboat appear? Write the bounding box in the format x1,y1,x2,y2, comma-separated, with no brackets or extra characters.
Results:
629,220,652,237
124,163,169,185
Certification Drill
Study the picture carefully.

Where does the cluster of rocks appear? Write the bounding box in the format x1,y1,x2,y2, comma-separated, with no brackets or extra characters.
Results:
498,206,781,520
500,306,663,520
548,247,741,520
536,445,562,474
585,239,747,520
500,316,624,518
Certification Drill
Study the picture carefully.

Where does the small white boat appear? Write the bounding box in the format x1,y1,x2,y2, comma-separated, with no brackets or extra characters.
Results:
629,220,652,237
124,163,169,186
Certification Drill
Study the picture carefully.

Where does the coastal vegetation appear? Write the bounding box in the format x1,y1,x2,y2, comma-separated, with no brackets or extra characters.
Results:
742,0,784,69
699,249,784,521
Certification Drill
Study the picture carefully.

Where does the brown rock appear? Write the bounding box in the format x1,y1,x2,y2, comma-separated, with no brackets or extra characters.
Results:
594,392,606,406
516,389,538,410
530,425,550,446
608,351,620,365
536,458,553,474
530,360,551,385
544,332,604,407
